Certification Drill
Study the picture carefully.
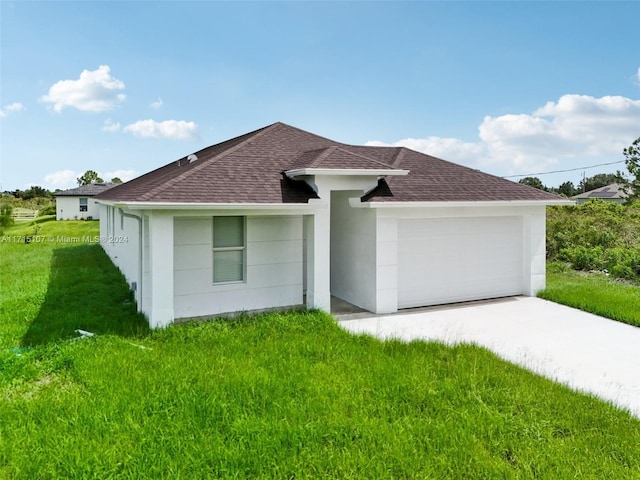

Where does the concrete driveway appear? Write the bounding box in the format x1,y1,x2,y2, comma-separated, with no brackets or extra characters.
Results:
338,296,640,419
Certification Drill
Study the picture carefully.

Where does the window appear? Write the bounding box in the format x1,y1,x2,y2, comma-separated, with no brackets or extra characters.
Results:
213,216,245,283
79,197,88,212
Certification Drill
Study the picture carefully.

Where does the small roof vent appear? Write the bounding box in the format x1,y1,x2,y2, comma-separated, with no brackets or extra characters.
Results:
187,154,198,163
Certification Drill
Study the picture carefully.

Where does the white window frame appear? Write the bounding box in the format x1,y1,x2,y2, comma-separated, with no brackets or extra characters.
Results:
79,197,88,212
212,216,246,284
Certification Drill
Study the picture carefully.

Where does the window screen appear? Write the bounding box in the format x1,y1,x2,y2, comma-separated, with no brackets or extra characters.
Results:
213,216,244,247
213,216,245,283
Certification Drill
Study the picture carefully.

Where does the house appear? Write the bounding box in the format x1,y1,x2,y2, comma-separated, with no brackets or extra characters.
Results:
55,183,117,220
573,183,629,205
95,122,569,328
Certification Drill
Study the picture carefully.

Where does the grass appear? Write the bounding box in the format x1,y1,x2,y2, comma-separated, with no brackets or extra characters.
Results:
0,218,148,348
539,262,640,327
1,220,640,478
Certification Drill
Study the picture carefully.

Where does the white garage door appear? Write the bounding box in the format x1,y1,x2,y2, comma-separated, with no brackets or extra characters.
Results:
398,216,524,308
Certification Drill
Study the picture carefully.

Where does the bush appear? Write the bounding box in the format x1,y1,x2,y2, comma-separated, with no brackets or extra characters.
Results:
559,245,603,271
547,200,640,282
38,205,56,216
0,204,14,229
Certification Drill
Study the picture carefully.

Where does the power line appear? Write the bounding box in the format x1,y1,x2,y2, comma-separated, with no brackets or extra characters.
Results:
501,160,626,179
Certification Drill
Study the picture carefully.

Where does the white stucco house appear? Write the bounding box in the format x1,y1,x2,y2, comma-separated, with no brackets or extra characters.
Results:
55,182,117,220
95,122,569,328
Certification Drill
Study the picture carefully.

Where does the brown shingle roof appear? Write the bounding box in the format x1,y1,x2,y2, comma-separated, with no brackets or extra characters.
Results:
96,122,564,204
289,146,397,170
55,182,118,196
573,183,629,200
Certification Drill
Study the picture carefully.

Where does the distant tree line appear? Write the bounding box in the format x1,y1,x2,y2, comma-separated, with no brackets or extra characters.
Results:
3,170,123,199
8,185,54,200
518,171,628,197
77,170,122,186
517,136,639,202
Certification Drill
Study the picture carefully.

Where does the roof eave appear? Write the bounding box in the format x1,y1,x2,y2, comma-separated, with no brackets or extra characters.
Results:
95,200,318,211
285,168,409,178
55,193,99,197
349,199,575,208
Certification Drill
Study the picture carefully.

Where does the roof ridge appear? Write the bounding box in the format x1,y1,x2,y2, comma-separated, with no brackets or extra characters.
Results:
306,146,337,167
273,122,348,146
139,123,282,201
330,146,394,168
391,147,406,168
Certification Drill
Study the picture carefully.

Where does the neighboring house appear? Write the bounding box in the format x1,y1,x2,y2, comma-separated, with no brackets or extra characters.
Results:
55,183,117,220
573,183,629,205
95,122,569,328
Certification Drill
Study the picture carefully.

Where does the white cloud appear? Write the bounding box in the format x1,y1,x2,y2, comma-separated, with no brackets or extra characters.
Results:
368,94,640,178
150,98,163,109
102,118,121,132
40,65,126,112
636,67,640,84
44,170,78,189
5,102,25,112
367,136,485,168
123,119,199,140
1,102,26,118
480,95,640,170
102,169,137,182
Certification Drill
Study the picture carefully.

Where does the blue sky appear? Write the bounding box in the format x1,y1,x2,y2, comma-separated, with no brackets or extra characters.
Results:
1,1,639,191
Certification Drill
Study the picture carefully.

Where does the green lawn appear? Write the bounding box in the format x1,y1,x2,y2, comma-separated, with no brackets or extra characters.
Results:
1,220,640,478
540,262,640,327
0,218,148,348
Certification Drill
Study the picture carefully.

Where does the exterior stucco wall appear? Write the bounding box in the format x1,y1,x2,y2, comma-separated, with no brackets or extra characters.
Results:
142,215,152,318
97,197,549,327
374,214,399,313
523,210,546,296
330,198,548,314
99,205,142,308
173,215,303,319
330,191,377,312
56,196,102,220
146,213,174,327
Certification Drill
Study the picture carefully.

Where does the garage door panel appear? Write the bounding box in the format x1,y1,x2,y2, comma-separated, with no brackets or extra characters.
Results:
398,217,523,308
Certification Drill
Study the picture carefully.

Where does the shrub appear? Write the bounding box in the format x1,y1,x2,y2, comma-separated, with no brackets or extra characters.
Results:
38,205,56,216
609,264,635,280
547,200,640,282
0,204,14,229
559,245,603,271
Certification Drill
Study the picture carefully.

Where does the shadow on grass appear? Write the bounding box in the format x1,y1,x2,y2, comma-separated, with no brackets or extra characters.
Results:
22,244,149,346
